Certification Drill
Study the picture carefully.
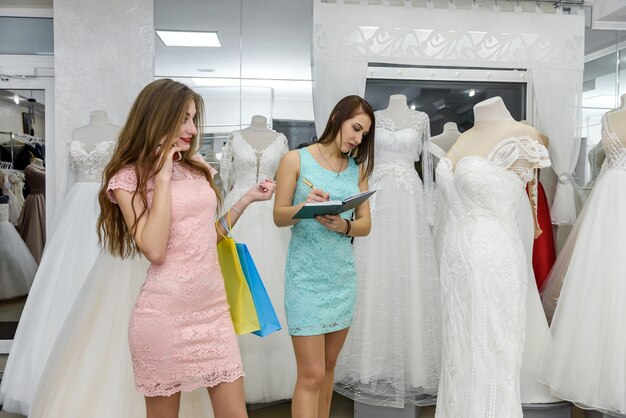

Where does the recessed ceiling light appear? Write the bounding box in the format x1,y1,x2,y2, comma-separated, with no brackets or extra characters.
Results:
156,30,221,47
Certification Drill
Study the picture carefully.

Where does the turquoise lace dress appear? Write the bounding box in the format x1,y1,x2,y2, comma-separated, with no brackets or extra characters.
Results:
285,147,360,336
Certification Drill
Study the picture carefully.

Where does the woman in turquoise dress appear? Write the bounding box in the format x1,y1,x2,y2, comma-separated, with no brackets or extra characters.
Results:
274,95,376,418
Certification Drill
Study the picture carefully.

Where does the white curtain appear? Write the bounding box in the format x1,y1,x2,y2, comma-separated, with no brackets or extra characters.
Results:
531,68,583,225
312,60,368,137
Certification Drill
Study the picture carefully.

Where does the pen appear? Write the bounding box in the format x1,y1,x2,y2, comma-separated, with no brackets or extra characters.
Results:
302,177,316,190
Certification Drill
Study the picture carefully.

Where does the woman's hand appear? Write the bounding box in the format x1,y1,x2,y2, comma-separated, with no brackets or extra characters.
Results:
315,214,347,234
242,179,277,204
306,188,329,203
155,143,182,183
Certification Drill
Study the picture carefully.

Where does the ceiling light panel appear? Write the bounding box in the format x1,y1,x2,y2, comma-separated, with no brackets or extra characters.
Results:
156,30,221,47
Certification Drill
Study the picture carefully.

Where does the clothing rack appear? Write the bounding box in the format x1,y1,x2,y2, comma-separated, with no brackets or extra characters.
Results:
0,131,45,166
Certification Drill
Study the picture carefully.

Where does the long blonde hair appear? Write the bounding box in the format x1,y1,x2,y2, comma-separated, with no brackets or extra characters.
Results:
97,79,221,258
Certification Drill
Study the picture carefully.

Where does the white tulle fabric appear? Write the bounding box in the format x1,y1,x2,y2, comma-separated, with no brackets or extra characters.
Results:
335,111,441,408
0,140,114,415
220,131,297,403
0,203,37,299
434,137,550,418
29,253,215,418
538,113,626,415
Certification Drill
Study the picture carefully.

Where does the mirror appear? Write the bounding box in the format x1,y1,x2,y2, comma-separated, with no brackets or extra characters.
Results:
0,88,46,342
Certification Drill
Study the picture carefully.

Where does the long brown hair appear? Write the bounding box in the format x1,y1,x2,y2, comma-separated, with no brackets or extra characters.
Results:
317,95,376,180
97,78,221,258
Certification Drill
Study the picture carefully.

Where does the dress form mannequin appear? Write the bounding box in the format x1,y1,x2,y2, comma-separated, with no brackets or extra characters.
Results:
335,93,440,409
448,97,541,166
607,94,626,146
431,122,461,152
377,94,413,124
240,115,280,152
71,110,120,152
434,98,554,417
30,158,45,170
220,119,294,403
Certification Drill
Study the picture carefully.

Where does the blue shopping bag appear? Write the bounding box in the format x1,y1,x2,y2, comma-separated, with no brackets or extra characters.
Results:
236,243,282,337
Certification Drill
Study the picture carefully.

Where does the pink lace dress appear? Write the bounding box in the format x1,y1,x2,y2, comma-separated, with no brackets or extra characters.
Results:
107,160,243,397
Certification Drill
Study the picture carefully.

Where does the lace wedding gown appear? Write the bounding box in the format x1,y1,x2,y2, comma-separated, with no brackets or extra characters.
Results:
538,114,626,415
219,131,296,403
435,137,550,418
0,140,113,415
335,111,441,408
30,252,215,417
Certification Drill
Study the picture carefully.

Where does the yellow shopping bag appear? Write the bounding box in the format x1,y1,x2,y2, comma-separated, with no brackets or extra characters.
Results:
216,212,260,335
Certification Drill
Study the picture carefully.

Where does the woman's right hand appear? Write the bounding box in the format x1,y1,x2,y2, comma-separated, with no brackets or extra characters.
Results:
155,143,182,182
306,188,329,203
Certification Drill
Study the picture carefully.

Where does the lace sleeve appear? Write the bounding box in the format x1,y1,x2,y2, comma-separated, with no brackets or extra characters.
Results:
107,165,137,204
488,136,551,238
419,115,434,224
219,135,235,196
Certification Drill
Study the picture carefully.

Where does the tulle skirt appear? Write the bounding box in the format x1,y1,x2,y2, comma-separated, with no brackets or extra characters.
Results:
0,182,101,415
0,221,37,299
538,168,626,415
30,253,215,417
222,192,296,403
334,175,441,408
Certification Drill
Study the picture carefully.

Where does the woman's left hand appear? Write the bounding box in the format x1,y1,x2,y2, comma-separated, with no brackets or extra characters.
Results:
243,179,277,203
315,214,347,233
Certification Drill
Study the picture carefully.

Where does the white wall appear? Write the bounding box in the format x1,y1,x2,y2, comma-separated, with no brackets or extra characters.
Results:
53,0,154,207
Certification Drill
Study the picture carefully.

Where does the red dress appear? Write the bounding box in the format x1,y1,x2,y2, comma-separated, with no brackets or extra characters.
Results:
528,180,556,289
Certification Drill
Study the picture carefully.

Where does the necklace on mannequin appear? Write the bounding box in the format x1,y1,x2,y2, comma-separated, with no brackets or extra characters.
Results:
317,143,343,177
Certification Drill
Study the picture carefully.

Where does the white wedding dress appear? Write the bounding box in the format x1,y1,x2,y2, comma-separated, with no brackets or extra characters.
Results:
0,140,114,415
335,111,441,408
0,203,37,299
29,252,215,417
538,113,626,415
435,137,550,418
219,131,296,403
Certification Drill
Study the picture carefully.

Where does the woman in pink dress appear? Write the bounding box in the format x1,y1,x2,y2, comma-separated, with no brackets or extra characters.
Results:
97,79,276,418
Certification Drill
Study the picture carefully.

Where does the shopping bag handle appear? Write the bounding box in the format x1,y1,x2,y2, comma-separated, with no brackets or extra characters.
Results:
216,209,234,239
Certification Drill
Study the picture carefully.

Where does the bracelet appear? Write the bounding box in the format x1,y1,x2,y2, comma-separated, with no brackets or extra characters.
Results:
231,205,244,215
343,219,352,236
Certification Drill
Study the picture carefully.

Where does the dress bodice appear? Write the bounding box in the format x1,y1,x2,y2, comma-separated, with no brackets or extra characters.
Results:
436,137,550,225
601,114,626,171
374,111,429,166
68,141,115,183
24,165,46,194
220,132,288,197
0,203,9,223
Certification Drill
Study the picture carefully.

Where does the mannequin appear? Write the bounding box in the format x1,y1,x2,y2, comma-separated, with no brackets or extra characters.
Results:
448,97,542,165
220,117,294,403
0,112,119,414
435,97,553,417
335,94,440,410
431,122,461,152
537,104,626,416
17,160,46,263
30,158,45,170
71,110,120,152
239,115,280,152
607,94,626,146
